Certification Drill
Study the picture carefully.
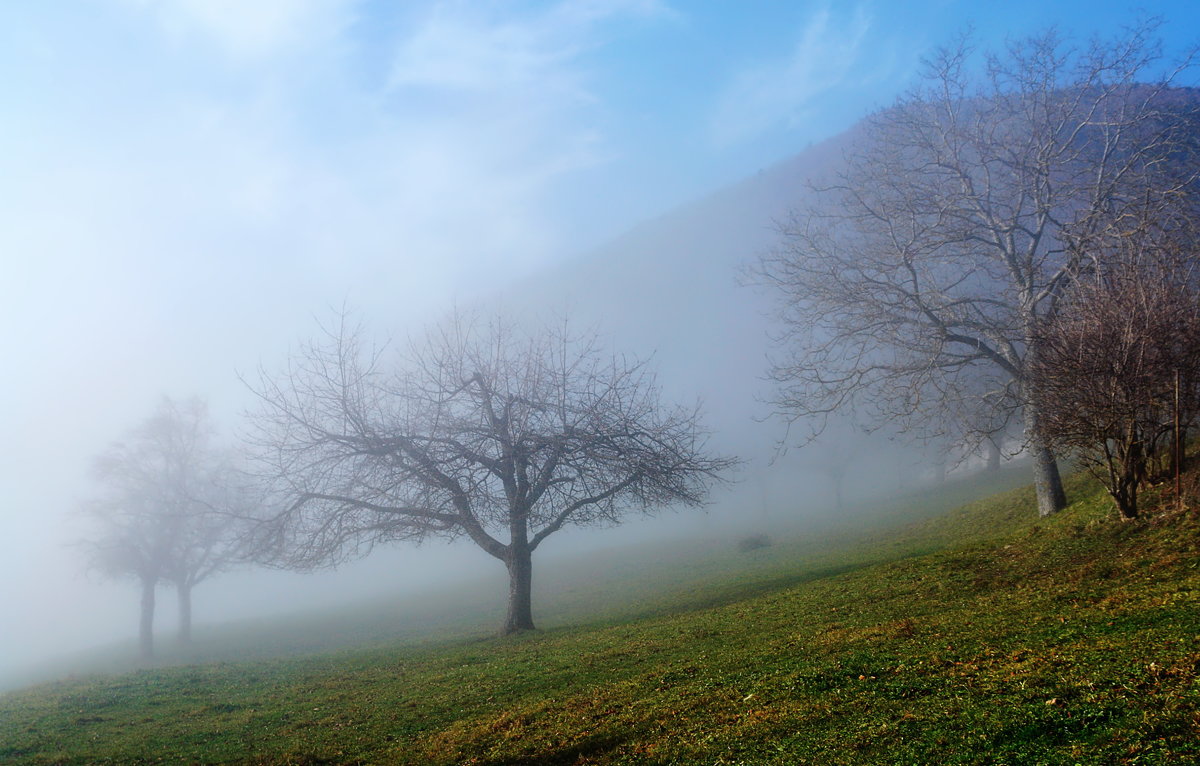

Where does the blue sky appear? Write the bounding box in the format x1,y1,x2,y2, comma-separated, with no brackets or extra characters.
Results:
2,0,1199,677
4,2,1199,325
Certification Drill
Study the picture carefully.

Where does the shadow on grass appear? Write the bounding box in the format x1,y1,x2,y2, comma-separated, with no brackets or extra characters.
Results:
613,553,938,626
485,733,629,765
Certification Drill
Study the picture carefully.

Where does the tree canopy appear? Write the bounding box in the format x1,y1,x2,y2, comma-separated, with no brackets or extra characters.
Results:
246,312,736,634
1031,257,1200,518
758,22,1200,515
80,397,249,655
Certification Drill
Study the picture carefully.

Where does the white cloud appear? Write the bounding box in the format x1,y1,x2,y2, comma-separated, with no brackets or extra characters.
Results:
123,0,356,59
374,1,677,269
388,0,671,93
709,4,874,146
389,8,576,94
79,0,674,306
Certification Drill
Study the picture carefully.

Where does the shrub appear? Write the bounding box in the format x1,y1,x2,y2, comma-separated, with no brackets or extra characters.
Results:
736,534,772,552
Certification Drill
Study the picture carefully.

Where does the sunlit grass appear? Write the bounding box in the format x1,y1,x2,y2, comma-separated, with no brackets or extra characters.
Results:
3,463,1198,764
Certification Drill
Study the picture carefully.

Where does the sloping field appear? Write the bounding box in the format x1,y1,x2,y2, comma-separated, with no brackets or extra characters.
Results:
2,467,1198,764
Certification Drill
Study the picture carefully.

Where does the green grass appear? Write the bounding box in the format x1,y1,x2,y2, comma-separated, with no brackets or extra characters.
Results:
2,465,1199,764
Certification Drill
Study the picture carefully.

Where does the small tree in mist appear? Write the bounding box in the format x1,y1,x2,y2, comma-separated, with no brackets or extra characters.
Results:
1031,262,1200,519
80,397,250,657
245,311,735,635
757,21,1200,516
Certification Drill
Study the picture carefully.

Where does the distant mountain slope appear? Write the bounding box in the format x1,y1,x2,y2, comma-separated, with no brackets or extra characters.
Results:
495,125,913,521
501,85,1200,522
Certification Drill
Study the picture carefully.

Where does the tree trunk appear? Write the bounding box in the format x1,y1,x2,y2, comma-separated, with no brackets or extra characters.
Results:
830,467,845,512
177,582,193,645
1113,437,1142,520
1030,441,1067,517
1111,478,1139,520
986,439,1001,471
139,577,156,660
502,544,535,635
1025,407,1067,516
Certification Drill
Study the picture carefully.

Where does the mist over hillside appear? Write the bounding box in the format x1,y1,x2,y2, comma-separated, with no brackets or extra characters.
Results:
0,126,933,692
8,11,1200,749
11,86,1199,695
493,123,942,531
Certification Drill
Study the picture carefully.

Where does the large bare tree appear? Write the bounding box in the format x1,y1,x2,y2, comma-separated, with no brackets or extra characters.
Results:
80,397,248,657
759,22,1199,515
246,313,735,635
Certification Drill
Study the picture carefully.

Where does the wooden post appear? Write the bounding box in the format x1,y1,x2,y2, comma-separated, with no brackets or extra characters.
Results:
1176,368,1182,511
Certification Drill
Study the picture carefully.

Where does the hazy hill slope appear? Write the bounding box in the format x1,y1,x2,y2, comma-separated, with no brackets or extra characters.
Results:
2,466,1198,764
513,129,849,416
494,126,920,519
4,461,1030,695
497,86,1200,515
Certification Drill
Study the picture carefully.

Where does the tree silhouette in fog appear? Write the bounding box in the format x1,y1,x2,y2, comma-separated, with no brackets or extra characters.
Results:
759,21,1200,516
246,311,736,634
80,398,249,657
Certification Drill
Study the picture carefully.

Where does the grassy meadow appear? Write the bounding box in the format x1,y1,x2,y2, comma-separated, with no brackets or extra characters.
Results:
2,465,1198,764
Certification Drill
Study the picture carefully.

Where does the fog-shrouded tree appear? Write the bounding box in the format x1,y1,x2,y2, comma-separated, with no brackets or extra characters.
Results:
1031,256,1200,519
80,397,249,657
164,456,254,644
757,21,1200,516
245,312,736,635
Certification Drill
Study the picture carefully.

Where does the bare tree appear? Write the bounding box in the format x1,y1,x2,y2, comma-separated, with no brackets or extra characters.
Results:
758,21,1199,516
1031,258,1200,519
80,398,248,656
245,312,736,635
164,455,255,644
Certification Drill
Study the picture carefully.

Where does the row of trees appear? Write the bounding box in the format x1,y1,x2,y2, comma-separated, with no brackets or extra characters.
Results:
81,317,735,653
80,398,252,657
758,21,1200,518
